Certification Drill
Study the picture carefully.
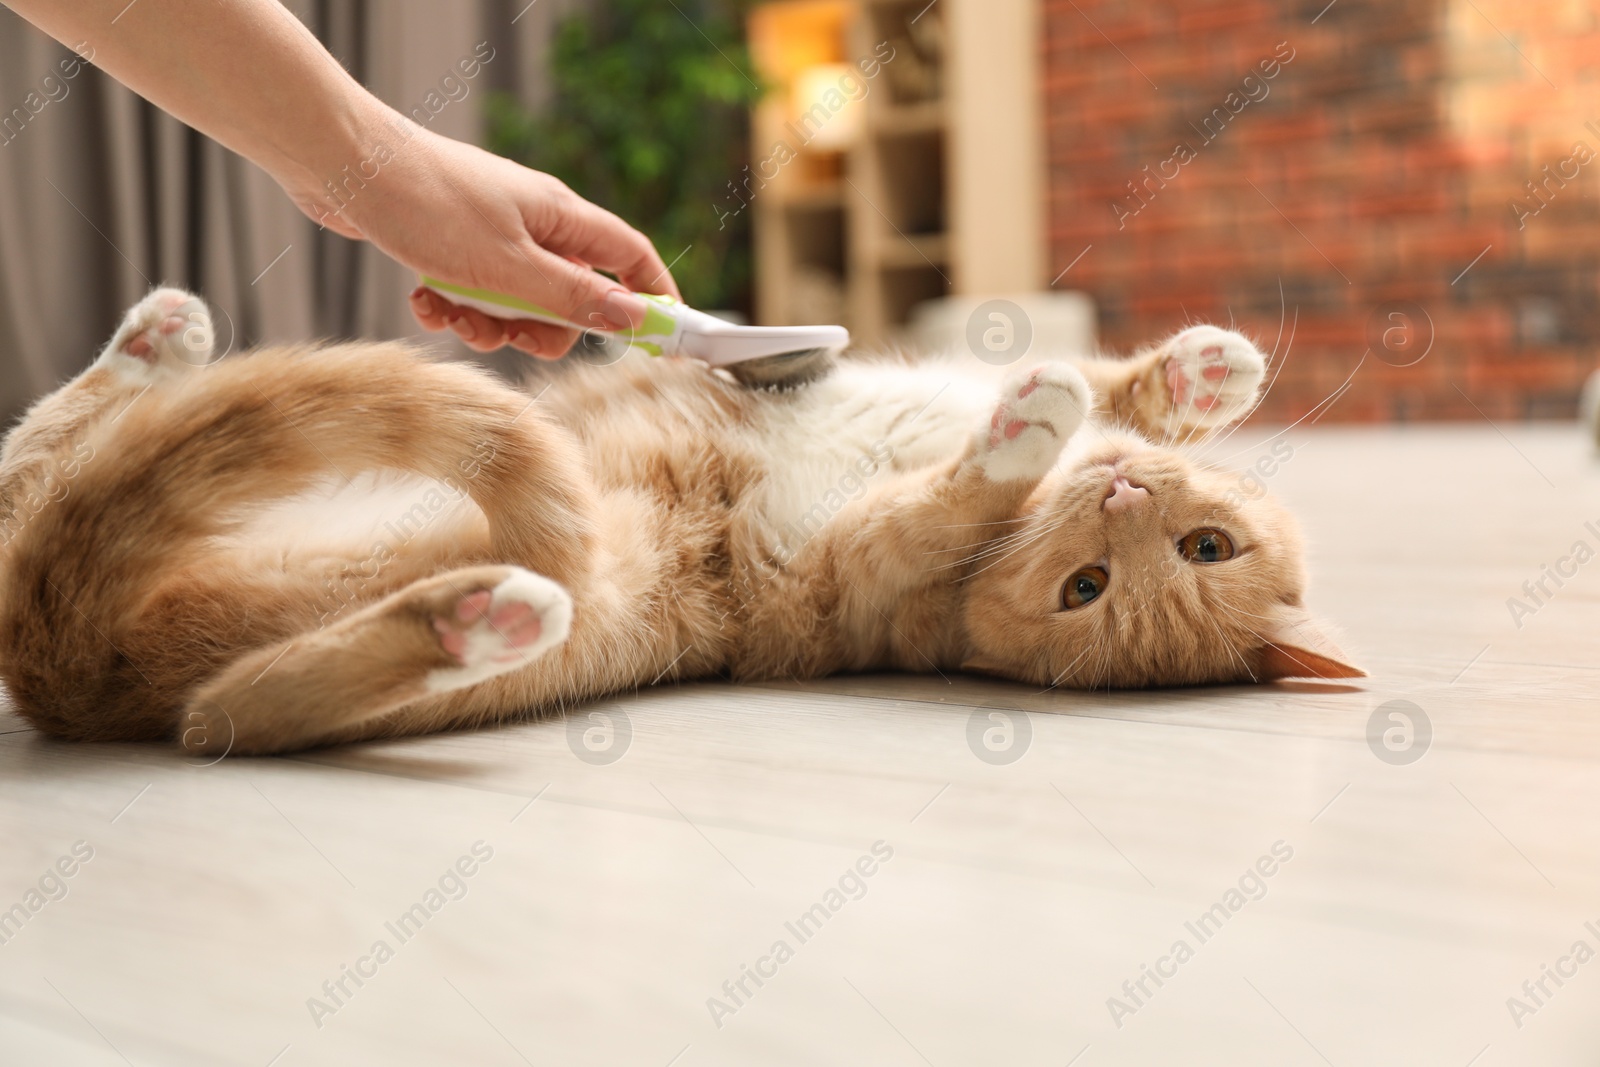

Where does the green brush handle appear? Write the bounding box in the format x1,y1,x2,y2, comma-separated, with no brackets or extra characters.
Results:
420,277,683,356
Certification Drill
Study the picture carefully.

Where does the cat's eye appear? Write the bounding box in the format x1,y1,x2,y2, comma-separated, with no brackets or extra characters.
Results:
1178,528,1235,563
1061,566,1109,610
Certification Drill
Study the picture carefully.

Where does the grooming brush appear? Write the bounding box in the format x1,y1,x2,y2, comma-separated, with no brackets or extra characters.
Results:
419,277,847,387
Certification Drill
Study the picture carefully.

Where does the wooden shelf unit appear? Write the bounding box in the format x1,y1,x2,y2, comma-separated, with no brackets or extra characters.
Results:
749,0,1043,345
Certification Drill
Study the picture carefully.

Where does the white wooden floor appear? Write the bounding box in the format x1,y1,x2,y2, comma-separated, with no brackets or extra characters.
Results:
3,425,1599,1066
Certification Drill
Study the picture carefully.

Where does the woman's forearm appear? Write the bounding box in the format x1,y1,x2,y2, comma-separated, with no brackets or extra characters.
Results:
5,0,680,355
6,0,388,197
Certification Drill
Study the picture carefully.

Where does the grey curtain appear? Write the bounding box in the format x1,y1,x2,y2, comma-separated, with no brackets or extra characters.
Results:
0,0,587,421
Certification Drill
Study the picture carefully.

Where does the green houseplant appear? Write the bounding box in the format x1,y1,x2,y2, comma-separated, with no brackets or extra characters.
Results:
487,0,763,313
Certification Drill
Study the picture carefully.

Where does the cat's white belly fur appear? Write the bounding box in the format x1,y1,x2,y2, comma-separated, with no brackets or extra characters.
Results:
749,358,1002,547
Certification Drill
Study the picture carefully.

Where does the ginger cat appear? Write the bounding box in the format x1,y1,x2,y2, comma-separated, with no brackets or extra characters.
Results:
0,289,1359,756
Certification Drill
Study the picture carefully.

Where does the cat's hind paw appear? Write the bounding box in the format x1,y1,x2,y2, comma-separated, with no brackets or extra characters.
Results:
974,362,1091,482
97,288,215,382
1146,325,1265,437
424,566,573,693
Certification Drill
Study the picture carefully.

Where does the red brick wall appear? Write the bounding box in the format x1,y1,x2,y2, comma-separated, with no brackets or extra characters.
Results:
1042,0,1600,421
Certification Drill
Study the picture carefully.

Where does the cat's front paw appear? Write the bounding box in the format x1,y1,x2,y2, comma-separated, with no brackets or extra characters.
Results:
1142,325,1265,437
96,288,215,382
974,363,1091,482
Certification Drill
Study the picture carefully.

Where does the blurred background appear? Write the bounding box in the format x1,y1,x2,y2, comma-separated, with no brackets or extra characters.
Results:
0,0,1594,423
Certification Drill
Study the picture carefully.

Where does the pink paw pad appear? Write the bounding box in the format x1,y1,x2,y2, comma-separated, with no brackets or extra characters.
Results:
987,408,1039,448
1166,340,1232,407
989,407,1037,447
1165,359,1192,403
420,568,572,693
1016,369,1047,399
433,589,544,664
122,336,156,361
118,296,193,361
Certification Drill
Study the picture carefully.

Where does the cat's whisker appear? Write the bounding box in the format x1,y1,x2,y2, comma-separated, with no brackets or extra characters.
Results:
1209,349,1360,468
931,519,1029,529
1199,309,1297,457
1195,391,1264,457
1046,643,1096,689
1211,614,1288,678
1265,304,1296,378
924,540,1001,556
1265,279,1286,359
941,530,1050,574
924,522,1039,556
1197,603,1257,683
936,510,1075,572
952,520,1063,577
932,526,1036,566
1167,342,1239,447
1207,588,1280,619
1157,346,1187,447
1305,384,1352,426
1092,633,1116,693
1209,599,1280,624
1199,589,1292,677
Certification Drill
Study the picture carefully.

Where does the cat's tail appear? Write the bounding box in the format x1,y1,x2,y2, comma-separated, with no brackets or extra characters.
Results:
0,343,596,742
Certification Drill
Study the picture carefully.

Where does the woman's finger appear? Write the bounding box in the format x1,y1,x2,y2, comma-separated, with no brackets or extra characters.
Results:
409,286,452,331
414,284,581,357
446,305,510,353
506,319,580,360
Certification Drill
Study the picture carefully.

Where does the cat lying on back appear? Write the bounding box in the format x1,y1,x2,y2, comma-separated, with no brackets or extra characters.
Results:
0,288,1360,755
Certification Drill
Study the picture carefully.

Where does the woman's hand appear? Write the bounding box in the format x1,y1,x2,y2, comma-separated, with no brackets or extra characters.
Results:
289,125,680,358
3,0,679,359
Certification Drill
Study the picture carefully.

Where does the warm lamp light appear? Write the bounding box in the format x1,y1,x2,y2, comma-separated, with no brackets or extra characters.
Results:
791,63,864,151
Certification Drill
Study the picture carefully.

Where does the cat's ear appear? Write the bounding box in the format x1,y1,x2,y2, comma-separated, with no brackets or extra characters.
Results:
1252,604,1365,681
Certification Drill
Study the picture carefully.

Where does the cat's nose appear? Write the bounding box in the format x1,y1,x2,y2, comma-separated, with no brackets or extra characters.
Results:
1103,475,1150,512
